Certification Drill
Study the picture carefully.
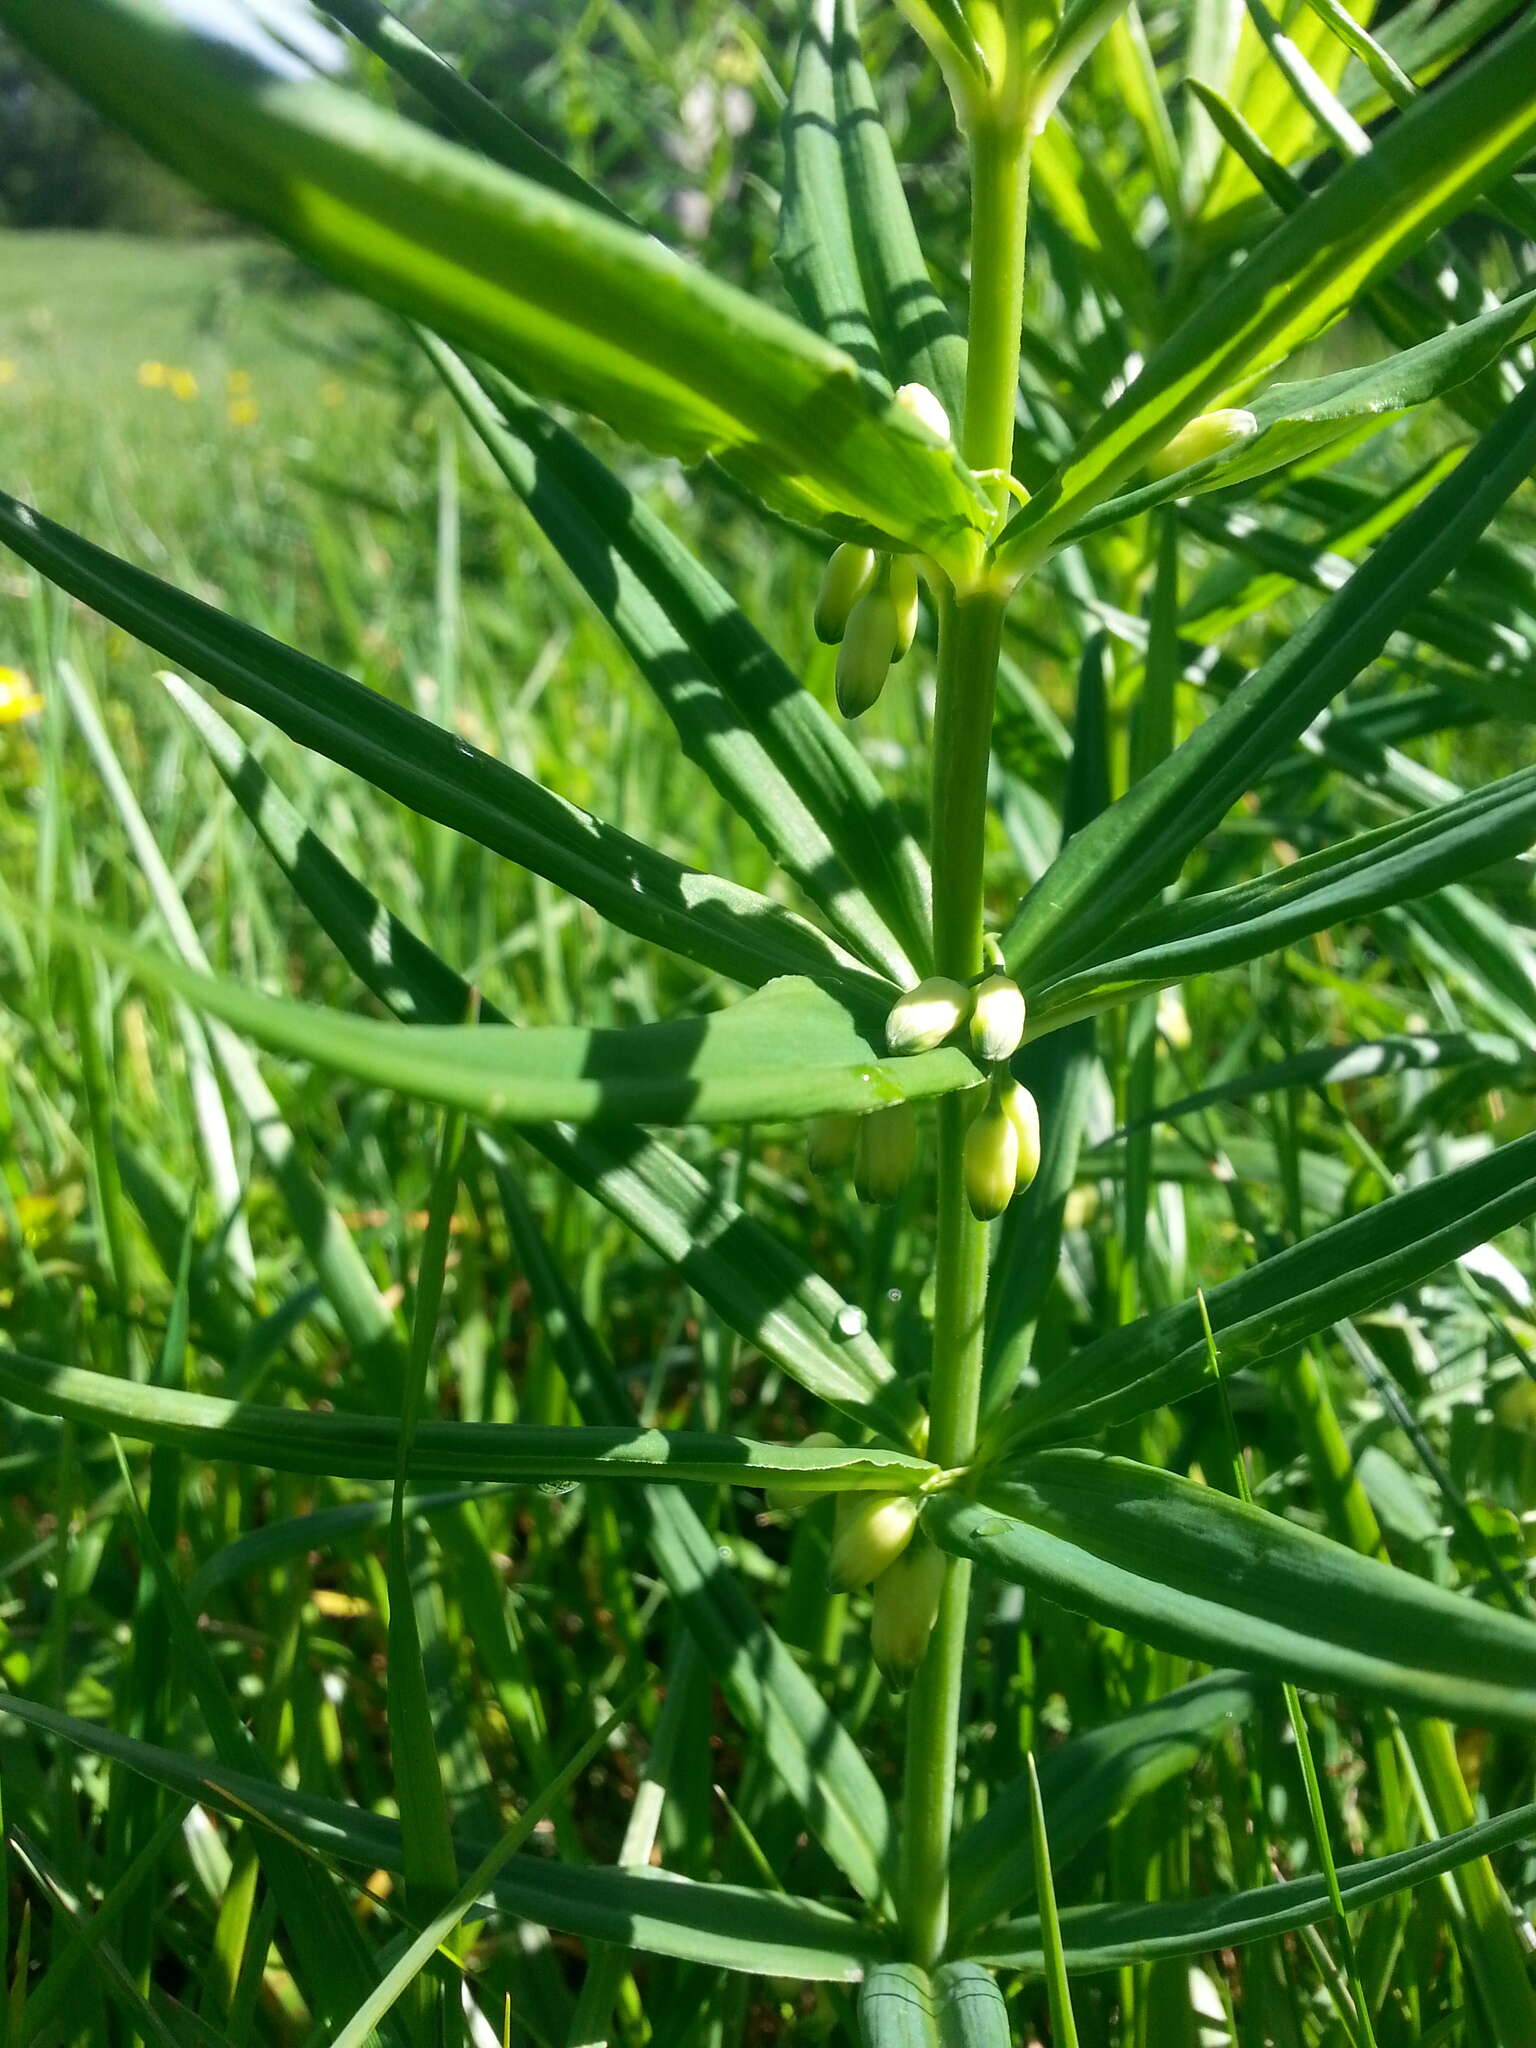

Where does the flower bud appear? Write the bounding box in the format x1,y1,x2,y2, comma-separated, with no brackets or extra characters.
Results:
894,382,951,443
888,554,920,662
1146,407,1257,480
814,543,877,645
970,972,1026,1063
806,1112,858,1177
835,585,896,719
854,1103,917,1206
870,1538,946,1684
998,1078,1041,1190
886,975,973,1055
764,1430,846,1515
964,1092,1018,1221
828,1490,919,1591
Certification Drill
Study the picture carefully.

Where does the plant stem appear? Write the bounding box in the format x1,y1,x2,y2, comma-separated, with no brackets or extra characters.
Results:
899,103,1030,1969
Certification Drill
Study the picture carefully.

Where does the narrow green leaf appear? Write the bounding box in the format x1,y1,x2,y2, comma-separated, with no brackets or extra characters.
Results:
1061,282,1536,543
827,0,969,429
0,0,990,568
320,0,630,223
48,917,977,1128
0,1695,889,1982
994,10,1536,572
1025,1756,1080,2048
928,1453,1536,1726
951,1672,1263,1933
0,1349,936,1493
1002,373,1536,989
967,1800,1536,1970
989,1128,1536,1449
167,681,924,1442
0,489,887,1002
428,339,931,981
1028,764,1536,1031
780,0,885,383
1113,1030,1528,1137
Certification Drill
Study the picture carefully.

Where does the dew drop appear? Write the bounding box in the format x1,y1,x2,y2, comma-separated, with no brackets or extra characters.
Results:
834,1304,866,1339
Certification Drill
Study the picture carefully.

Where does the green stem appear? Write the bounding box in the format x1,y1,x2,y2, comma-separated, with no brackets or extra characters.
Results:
899,106,1030,1966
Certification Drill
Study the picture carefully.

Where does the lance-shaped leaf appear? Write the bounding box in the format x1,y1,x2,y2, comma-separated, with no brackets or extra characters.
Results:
0,0,989,570
0,489,888,1004
168,681,924,1443
993,8,1536,574
859,1962,1010,2047
1026,763,1536,1032
951,1672,1263,1934
1002,371,1536,989
0,1694,887,1982
1059,281,1536,545
989,1129,1536,1451
967,1797,1536,1971
781,0,968,429
1114,1030,1529,1135
0,1348,934,1495
428,339,931,981
928,1456,1536,1726
48,917,978,1130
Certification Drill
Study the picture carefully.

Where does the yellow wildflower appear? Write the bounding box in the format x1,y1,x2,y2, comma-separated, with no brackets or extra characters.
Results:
137,360,169,388
169,368,199,401
0,667,43,725
226,368,253,396
0,361,16,386
228,398,259,427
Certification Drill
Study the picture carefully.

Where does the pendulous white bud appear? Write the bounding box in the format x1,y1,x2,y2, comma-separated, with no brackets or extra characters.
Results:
1146,407,1258,480
886,975,973,1055
828,1490,919,1591
970,972,1026,1063
807,1112,858,1177
870,1538,946,1684
964,1091,1019,1221
998,1078,1041,1190
814,543,878,644
894,381,952,443
835,584,897,719
888,554,920,662
764,1430,846,1516
854,1102,917,1206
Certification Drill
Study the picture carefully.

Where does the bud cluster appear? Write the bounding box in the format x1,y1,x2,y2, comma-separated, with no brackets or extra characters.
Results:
812,385,949,721
765,1441,945,1687
803,956,1043,1216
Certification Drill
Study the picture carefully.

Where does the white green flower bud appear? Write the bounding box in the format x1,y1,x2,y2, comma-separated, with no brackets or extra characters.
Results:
814,543,877,644
835,584,897,719
806,1112,858,1177
964,1091,1018,1221
764,1430,846,1516
886,974,973,1055
828,1490,919,1591
888,554,920,662
854,1102,917,1206
998,1078,1041,1190
970,972,1026,1063
894,381,951,443
870,1538,946,1684
1146,407,1257,480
